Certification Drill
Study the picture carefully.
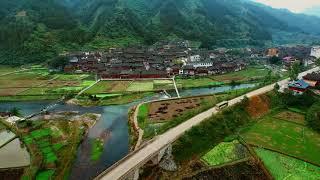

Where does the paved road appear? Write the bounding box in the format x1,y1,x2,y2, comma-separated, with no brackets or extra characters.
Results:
97,67,319,180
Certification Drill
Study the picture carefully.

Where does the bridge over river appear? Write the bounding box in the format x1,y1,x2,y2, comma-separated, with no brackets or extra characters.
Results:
95,67,319,180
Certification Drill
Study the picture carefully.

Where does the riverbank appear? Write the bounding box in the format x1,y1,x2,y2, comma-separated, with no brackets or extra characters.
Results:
0,112,100,180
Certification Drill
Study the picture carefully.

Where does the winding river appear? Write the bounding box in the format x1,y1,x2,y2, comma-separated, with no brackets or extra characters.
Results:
0,83,255,179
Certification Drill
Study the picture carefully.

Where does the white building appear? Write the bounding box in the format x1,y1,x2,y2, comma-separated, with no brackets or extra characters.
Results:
310,46,320,58
189,55,201,62
187,61,213,68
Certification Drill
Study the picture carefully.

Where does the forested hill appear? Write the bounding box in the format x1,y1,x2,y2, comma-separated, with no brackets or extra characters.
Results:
1,0,320,65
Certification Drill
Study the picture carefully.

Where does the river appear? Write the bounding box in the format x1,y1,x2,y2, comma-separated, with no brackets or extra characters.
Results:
0,83,255,179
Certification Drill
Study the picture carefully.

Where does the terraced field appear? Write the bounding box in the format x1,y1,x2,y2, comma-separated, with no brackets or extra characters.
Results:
242,114,320,165
0,68,94,100
255,148,320,179
201,140,248,166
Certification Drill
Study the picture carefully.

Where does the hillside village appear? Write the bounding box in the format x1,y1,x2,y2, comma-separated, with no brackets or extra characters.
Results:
63,41,319,79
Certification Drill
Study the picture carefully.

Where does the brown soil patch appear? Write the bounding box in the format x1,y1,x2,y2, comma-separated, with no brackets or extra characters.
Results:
0,88,28,96
274,111,305,125
246,95,270,118
0,168,24,180
148,96,215,122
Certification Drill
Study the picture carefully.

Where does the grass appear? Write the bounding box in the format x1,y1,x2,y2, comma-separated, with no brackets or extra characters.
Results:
84,81,112,94
0,66,21,75
210,67,269,82
202,140,246,166
176,78,224,89
127,82,154,92
137,104,149,129
91,138,104,162
255,148,320,179
36,170,55,180
242,116,320,165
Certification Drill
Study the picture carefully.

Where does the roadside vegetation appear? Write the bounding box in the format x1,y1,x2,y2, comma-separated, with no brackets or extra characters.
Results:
151,88,320,179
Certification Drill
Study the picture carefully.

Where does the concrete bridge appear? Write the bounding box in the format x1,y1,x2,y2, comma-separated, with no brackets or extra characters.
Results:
95,67,319,180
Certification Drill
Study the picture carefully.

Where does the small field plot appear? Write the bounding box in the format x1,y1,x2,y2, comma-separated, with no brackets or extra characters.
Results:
201,140,248,166
84,81,113,94
147,96,217,123
127,81,153,92
211,67,269,82
242,117,320,165
0,66,21,75
274,111,305,125
176,78,222,88
153,80,174,90
0,88,28,96
84,81,131,94
255,148,320,179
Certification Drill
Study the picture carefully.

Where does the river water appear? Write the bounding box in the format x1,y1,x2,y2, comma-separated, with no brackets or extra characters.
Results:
0,83,255,179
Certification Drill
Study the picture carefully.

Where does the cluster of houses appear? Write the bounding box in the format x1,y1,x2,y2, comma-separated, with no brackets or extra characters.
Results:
63,41,320,79
288,72,320,95
266,46,319,69
64,41,247,79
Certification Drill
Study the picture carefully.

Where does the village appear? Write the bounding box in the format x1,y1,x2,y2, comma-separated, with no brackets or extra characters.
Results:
63,40,319,80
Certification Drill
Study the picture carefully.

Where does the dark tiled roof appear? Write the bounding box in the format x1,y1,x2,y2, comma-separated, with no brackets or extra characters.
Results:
303,72,320,81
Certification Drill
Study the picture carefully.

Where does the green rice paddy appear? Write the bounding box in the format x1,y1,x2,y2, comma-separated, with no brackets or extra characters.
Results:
255,148,320,180
242,117,320,165
201,140,247,166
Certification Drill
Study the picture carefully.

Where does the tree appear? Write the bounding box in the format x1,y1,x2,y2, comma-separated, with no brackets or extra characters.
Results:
306,102,320,132
48,56,69,70
9,107,21,116
316,58,320,67
289,62,301,81
269,56,280,64
274,83,280,91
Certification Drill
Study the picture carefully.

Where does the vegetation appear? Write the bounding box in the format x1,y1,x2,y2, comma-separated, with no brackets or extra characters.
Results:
255,148,320,179
18,119,86,179
306,102,320,132
2,0,320,65
172,101,251,161
91,139,104,162
9,107,21,116
289,61,301,80
201,140,247,166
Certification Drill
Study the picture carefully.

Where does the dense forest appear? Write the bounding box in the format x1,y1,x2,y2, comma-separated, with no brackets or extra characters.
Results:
1,0,320,65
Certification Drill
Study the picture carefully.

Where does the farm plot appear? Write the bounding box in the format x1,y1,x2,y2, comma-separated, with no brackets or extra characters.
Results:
84,81,131,94
147,96,217,122
255,148,320,179
127,81,153,92
176,78,223,88
0,88,28,96
0,66,21,76
153,80,174,90
201,140,248,166
274,111,305,125
210,67,269,82
241,117,320,165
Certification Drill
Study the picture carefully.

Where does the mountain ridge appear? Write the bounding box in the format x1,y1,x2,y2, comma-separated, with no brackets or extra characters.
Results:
1,0,320,65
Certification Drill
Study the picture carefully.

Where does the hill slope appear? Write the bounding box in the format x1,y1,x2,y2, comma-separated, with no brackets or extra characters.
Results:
1,0,320,65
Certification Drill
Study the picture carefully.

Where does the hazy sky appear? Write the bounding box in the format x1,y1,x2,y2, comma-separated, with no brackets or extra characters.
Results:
254,0,320,12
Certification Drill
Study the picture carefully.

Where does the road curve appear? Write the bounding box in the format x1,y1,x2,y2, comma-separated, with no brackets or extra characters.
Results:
97,67,319,180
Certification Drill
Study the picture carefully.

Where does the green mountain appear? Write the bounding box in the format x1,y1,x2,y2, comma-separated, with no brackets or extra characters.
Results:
1,0,320,65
